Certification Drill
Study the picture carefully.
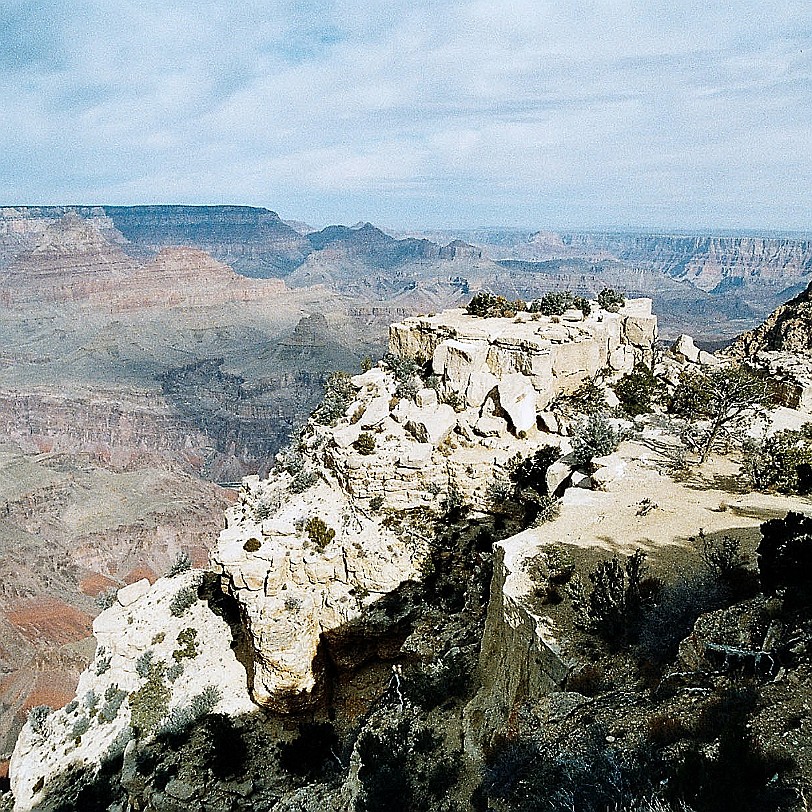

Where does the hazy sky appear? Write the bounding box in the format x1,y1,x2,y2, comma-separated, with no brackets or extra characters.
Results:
2,1,811,230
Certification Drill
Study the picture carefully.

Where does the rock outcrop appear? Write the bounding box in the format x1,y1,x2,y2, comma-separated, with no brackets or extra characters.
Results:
211,300,655,712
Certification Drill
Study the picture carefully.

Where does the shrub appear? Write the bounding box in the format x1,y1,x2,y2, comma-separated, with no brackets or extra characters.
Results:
95,588,118,612
27,705,51,736
136,650,155,679
614,362,659,416
757,510,812,596
312,371,354,426
289,469,318,493
510,445,561,495
742,424,812,494
353,432,377,455
382,353,420,383
95,648,112,675
466,292,525,318
72,715,91,739
571,412,619,466
526,546,575,606
129,661,170,735
172,628,199,661
305,516,336,551
584,550,653,647
99,685,127,723
669,365,770,463
533,494,560,524
166,551,191,577
243,537,261,553
369,495,384,511
486,476,515,507
528,290,591,316
156,686,221,739
169,584,199,617
597,287,625,312
697,529,744,576
637,574,728,664
563,379,606,414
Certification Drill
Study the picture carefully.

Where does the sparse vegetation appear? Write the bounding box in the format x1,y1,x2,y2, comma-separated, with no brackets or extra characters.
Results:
353,432,377,455
571,412,619,466
614,362,660,416
165,551,191,577
305,516,336,551
243,537,261,552
466,291,525,318
669,364,770,463
597,287,625,312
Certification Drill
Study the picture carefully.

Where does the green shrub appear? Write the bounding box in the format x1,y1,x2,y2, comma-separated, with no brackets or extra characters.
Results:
169,584,199,617
698,529,745,576
95,649,112,675
571,412,619,466
243,537,261,553
528,290,591,316
597,287,625,312
305,516,336,551
94,588,117,612
99,685,127,723
562,379,606,414
584,550,655,647
166,551,191,577
135,650,155,679
129,661,170,736
27,705,51,736
156,686,221,739
614,362,659,416
172,628,199,661
312,371,354,426
369,495,384,511
466,291,525,318
353,432,377,455
742,425,812,494
510,445,561,495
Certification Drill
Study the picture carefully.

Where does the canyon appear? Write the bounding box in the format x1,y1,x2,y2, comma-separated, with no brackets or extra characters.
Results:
1,205,812,799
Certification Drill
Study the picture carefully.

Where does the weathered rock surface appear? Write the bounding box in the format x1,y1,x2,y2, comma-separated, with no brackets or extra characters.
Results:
9,570,254,811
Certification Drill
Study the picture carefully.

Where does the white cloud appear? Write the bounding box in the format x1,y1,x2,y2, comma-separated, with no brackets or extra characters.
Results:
1,0,811,230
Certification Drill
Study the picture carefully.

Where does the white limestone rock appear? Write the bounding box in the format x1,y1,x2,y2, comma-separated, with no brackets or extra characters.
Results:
10,570,254,812
497,374,538,435
674,334,700,363
404,403,457,445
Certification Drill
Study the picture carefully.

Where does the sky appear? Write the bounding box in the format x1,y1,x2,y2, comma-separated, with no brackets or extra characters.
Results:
2,0,811,231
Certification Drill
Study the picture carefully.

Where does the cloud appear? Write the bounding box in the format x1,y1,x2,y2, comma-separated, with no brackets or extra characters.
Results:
1,0,811,230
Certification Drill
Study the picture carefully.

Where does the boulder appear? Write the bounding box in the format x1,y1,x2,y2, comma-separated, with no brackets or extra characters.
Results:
674,334,700,363
590,452,628,490
545,460,573,496
473,416,508,438
699,350,721,366
415,388,438,408
497,374,538,434
116,578,150,607
538,411,559,434
404,404,457,445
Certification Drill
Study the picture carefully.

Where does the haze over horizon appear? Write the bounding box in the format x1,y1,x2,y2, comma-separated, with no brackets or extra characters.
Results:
3,1,811,232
